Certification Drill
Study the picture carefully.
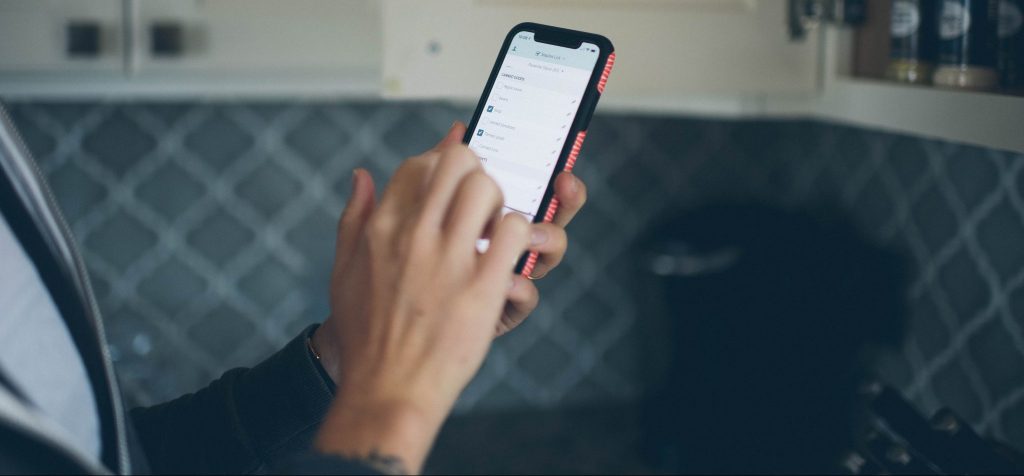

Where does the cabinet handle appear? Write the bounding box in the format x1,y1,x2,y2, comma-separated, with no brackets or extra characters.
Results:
150,22,185,57
66,21,101,58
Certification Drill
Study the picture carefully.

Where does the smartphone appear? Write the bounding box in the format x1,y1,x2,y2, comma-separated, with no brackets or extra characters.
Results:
464,22,615,277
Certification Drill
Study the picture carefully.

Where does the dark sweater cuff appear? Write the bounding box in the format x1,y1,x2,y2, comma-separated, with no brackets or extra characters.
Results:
233,323,337,463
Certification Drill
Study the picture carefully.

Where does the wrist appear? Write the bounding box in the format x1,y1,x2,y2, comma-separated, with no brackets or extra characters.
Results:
311,321,341,384
316,397,445,474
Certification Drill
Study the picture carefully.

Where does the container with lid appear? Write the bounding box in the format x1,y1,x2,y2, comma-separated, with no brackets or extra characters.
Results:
932,0,1001,90
998,0,1024,91
887,0,939,84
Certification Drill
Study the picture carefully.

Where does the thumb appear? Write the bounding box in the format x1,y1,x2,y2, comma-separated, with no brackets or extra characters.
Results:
335,168,377,272
432,121,468,151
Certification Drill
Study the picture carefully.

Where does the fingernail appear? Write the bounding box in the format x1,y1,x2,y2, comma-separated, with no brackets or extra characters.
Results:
570,174,580,193
450,120,459,131
530,228,548,246
508,278,516,291
349,169,360,196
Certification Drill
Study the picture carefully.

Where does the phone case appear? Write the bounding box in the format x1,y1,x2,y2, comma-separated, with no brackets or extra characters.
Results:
463,23,615,278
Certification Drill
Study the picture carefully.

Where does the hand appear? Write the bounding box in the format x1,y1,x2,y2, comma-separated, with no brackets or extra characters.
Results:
313,124,531,473
427,123,589,336
497,169,587,335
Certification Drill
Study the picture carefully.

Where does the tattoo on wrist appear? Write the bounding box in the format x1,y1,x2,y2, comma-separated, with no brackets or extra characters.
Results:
347,448,408,475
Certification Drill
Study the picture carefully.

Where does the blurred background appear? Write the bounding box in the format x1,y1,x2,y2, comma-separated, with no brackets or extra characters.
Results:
1,0,1023,473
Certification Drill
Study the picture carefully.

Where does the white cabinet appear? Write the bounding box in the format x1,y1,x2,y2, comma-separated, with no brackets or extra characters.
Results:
381,0,822,108
0,0,1020,152
0,0,123,74
0,0,379,96
130,0,378,93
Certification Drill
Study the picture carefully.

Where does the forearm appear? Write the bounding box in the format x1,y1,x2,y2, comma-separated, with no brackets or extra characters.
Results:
131,325,335,473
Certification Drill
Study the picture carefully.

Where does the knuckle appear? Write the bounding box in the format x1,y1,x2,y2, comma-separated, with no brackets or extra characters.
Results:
367,214,393,239
408,219,437,251
550,225,568,244
395,229,414,254
398,153,435,176
506,213,531,238
447,145,481,168
468,171,502,203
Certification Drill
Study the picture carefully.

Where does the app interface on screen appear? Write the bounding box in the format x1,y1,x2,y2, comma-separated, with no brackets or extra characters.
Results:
469,31,599,222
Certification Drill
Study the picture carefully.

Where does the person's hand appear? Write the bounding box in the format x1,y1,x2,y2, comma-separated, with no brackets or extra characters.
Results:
314,121,587,346
434,123,588,336
497,167,587,335
313,126,531,473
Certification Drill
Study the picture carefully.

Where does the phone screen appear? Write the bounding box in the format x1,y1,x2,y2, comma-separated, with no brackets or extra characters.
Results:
468,30,600,222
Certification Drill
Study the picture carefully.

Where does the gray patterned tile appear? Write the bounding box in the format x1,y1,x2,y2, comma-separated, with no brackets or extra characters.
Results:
909,295,949,359
476,381,530,410
976,199,1024,282
931,361,985,423
851,174,896,232
238,256,296,310
183,111,251,171
46,162,107,222
284,206,337,266
82,110,155,177
4,101,1024,452
938,249,992,323
888,137,930,189
1011,285,1024,329
6,109,56,158
517,336,574,387
83,210,157,271
137,257,208,316
912,185,959,254
945,147,999,211
283,108,350,166
145,103,192,128
135,161,205,220
380,106,446,158
234,157,302,218
563,291,618,340
187,304,255,361
37,103,95,129
187,210,253,266
968,318,1024,401
1003,398,1024,450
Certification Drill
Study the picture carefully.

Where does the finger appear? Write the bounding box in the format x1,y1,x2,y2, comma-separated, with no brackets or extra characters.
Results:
431,121,468,151
335,168,377,271
444,171,504,252
418,145,483,228
476,213,531,293
374,152,437,220
376,122,467,220
496,275,539,336
551,172,587,228
524,223,567,279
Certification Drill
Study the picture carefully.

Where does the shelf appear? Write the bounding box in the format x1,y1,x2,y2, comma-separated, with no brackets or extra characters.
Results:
0,70,379,99
810,77,1024,154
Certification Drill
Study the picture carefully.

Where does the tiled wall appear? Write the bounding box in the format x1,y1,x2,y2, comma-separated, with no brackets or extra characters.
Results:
5,101,1024,451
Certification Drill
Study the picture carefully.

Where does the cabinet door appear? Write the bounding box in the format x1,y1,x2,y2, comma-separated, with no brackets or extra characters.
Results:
382,0,820,103
134,0,378,85
0,0,123,74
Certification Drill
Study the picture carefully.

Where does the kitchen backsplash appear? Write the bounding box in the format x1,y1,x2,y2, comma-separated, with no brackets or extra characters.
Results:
5,101,1023,451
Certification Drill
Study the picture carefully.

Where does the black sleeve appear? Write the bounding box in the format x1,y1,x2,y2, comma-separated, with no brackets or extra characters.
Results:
129,324,379,475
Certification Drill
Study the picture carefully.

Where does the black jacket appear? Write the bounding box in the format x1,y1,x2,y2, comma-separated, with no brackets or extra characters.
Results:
0,105,375,474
